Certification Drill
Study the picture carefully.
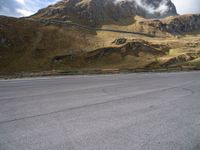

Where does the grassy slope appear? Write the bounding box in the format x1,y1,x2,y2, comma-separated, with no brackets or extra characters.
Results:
0,16,200,75
0,17,98,74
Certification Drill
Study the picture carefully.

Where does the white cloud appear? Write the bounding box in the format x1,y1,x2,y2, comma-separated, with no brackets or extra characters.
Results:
16,8,33,16
15,0,25,5
155,1,170,14
115,0,170,15
0,0,60,17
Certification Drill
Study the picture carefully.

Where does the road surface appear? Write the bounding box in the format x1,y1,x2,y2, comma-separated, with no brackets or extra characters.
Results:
0,72,200,150
36,19,155,37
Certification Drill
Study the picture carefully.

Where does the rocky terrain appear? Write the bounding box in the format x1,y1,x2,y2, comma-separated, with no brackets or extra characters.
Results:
31,0,177,26
0,0,200,76
135,14,200,35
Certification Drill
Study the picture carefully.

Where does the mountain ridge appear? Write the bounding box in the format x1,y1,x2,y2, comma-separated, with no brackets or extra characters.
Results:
31,0,177,26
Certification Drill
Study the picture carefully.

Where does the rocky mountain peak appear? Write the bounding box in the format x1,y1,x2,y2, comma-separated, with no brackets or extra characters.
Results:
31,0,177,26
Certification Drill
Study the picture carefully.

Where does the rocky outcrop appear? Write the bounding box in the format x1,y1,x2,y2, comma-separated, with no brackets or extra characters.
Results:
52,39,169,67
87,40,167,60
161,52,200,67
163,14,200,34
137,14,200,35
0,36,11,46
31,0,177,26
112,38,127,45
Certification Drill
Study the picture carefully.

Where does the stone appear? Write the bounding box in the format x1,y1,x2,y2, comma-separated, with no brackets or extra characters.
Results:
113,38,127,45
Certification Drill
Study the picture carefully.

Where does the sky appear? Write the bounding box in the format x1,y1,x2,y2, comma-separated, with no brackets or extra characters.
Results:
0,0,58,17
172,0,200,14
0,0,200,17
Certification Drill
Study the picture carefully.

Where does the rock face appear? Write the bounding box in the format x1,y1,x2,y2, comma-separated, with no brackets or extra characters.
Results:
161,52,200,67
32,0,177,26
51,39,168,67
135,14,200,35
163,14,200,34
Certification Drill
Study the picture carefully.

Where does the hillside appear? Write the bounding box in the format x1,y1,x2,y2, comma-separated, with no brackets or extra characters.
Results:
31,0,177,26
0,0,200,76
0,16,97,74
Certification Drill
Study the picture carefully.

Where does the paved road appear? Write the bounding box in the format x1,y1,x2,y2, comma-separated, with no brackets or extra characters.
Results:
36,19,155,37
0,72,200,150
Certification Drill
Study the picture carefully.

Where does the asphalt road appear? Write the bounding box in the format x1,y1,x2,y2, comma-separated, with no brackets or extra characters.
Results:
0,72,200,150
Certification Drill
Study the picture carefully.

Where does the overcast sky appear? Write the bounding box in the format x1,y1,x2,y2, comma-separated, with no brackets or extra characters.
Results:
172,0,200,14
0,0,200,17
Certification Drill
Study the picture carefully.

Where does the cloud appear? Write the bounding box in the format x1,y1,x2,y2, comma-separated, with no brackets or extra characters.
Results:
114,0,200,15
115,0,170,15
0,0,59,17
155,1,170,14
15,0,25,5
16,8,33,16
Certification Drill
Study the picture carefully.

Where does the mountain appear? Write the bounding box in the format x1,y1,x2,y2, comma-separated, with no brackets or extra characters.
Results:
132,14,200,36
0,0,200,76
31,0,177,26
